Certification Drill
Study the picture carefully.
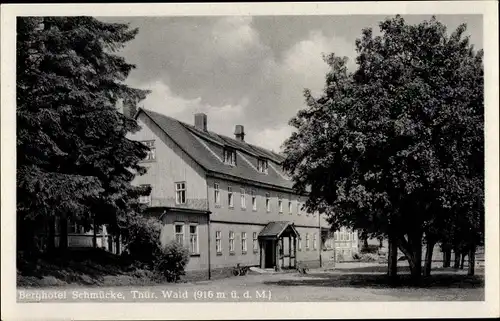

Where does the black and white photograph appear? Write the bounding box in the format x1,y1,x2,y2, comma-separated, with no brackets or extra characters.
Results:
1,2,499,320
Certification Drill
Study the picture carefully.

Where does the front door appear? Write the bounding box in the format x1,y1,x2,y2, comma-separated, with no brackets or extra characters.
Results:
264,240,275,268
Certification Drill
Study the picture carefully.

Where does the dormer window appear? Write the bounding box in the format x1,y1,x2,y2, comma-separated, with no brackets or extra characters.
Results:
142,140,156,161
138,184,152,205
223,148,236,166
257,159,268,174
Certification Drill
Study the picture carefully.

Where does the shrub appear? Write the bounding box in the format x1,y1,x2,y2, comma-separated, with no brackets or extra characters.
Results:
120,214,190,282
121,214,163,268
352,253,379,262
360,244,379,254
154,241,190,282
360,253,379,262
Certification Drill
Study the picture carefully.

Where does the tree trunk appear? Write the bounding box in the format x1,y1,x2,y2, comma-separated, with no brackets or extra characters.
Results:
460,252,466,269
398,233,423,283
363,236,368,249
115,232,121,255
443,248,451,268
423,240,435,277
92,218,97,249
387,235,398,281
47,217,56,253
411,243,422,282
17,218,37,257
453,250,461,268
467,246,476,276
60,215,68,251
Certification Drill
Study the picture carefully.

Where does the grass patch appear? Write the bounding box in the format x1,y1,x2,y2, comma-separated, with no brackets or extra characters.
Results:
17,248,168,288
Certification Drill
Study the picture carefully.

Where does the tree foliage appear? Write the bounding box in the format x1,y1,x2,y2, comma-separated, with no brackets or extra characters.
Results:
119,213,190,282
283,15,483,280
120,213,163,266
17,17,151,252
155,241,191,283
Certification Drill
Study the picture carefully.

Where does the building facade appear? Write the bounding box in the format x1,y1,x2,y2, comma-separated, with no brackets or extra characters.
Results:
128,108,359,278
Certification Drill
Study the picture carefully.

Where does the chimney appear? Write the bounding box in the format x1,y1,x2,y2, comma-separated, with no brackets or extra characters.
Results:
234,125,245,142
194,113,207,131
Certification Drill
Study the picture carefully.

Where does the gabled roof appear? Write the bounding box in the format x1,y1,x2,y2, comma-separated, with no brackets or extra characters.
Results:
137,108,295,190
259,221,300,239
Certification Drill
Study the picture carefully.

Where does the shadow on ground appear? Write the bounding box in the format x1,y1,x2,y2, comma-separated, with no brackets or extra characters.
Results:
263,273,484,289
330,265,483,274
17,248,161,287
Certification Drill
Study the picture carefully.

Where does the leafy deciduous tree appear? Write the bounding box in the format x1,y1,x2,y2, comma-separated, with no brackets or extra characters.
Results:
282,15,483,282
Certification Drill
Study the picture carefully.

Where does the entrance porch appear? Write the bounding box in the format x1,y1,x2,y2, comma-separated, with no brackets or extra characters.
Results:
258,221,300,270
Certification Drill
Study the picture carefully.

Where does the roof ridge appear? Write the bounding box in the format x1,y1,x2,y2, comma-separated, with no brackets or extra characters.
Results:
137,107,296,192
141,108,284,162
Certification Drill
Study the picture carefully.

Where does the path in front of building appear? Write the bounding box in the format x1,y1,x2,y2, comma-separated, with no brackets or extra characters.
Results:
17,263,484,302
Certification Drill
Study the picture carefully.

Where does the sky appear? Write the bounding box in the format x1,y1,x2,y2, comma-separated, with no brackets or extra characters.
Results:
99,15,483,152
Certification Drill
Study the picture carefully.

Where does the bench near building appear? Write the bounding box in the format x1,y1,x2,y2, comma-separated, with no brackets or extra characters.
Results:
128,108,360,279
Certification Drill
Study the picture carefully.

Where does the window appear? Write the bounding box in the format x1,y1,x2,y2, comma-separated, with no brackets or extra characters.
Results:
215,231,222,254
313,233,317,250
306,233,310,250
229,231,235,253
298,238,302,251
223,148,236,166
241,232,247,253
334,231,338,241
228,186,234,208
175,224,184,245
278,195,283,213
265,193,271,212
214,183,220,206
288,201,293,214
142,140,156,161
175,182,186,204
240,188,246,209
253,232,258,252
297,200,302,215
138,184,152,205
346,231,351,241
189,225,198,254
257,159,268,174
251,190,257,211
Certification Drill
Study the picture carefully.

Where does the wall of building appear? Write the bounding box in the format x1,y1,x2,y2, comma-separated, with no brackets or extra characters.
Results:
53,221,111,250
158,211,209,272
129,113,208,210
294,226,322,267
332,227,360,261
209,221,262,268
127,111,358,273
203,176,350,269
54,234,106,248
206,176,321,228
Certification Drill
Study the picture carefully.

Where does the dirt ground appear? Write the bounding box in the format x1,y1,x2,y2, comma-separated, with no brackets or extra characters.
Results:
17,263,484,302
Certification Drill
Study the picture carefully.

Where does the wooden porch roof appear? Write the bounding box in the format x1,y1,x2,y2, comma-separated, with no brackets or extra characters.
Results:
258,221,300,240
